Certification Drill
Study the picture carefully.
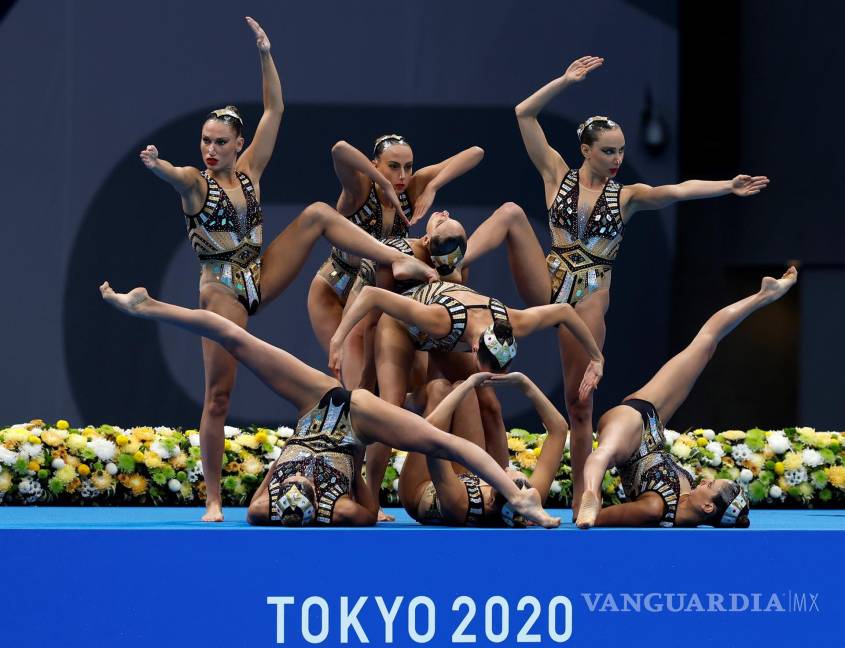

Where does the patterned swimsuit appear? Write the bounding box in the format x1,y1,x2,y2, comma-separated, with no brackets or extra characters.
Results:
546,169,624,306
316,183,411,303
617,398,696,527
267,387,364,525
401,281,510,352
185,171,263,315
415,474,488,526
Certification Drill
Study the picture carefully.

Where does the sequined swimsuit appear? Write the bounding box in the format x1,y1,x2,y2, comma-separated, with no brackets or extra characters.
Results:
316,183,412,303
401,281,510,352
617,398,696,527
380,236,425,294
416,474,487,526
185,171,263,315
267,387,364,525
546,169,624,306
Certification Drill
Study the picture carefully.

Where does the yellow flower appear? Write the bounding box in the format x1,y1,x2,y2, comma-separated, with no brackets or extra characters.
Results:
41,429,66,446
0,470,12,492
171,454,188,470
65,455,80,467
777,476,789,491
242,456,264,476
698,467,717,481
55,420,70,430
132,451,145,463
123,440,141,455
671,443,692,459
27,460,40,472
29,419,45,428
131,427,155,443
55,465,77,483
234,434,259,450
66,434,87,451
828,466,845,489
91,471,114,490
224,439,232,451
66,478,81,494
697,437,708,447
783,452,803,471
254,431,268,444
677,435,697,448
507,437,527,453
744,454,765,473
115,434,129,446
27,435,42,445
123,473,149,495
532,446,542,457
721,430,747,441
266,434,279,445
3,428,28,445
77,464,91,477
228,442,243,453
143,451,162,469
592,439,599,449
515,450,538,470
774,461,785,475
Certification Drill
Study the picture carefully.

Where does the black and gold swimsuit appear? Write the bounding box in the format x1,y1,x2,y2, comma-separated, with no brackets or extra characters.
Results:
185,171,263,315
546,169,624,306
316,183,412,303
416,473,487,526
401,281,510,352
267,387,363,525
617,398,696,528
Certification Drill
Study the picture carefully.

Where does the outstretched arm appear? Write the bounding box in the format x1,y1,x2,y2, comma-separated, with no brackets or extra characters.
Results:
591,495,664,527
485,373,568,501
237,16,284,181
408,146,485,224
331,140,406,217
509,304,603,400
329,286,449,376
624,175,769,217
139,145,202,196
515,56,603,185
424,373,492,431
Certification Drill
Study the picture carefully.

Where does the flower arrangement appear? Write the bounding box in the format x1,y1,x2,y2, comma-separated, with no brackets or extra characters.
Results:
1,420,843,508
0,419,293,505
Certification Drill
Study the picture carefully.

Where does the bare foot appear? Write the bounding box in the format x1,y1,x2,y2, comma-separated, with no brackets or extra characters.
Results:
510,487,560,529
391,257,437,283
575,491,600,529
377,508,395,522
759,266,798,303
100,282,151,316
202,501,224,522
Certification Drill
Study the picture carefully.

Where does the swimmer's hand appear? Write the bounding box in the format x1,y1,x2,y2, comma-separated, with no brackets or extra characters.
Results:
409,185,436,226
562,55,604,84
245,16,271,53
578,359,603,402
731,174,769,197
328,335,344,380
139,145,160,169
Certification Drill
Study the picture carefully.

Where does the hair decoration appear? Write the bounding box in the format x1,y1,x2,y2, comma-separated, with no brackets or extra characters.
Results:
210,108,244,125
373,134,409,156
482,323,517,367
275,483,315,526
719,490,748,526
430,246,465,276
576,115,617,141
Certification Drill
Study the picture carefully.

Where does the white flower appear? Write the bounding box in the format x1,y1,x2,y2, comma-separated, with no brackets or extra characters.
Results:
731,443,752,463
19,477,43,502
706,441,725,457
264,446,282,462
766,432,790,455
550,480,562,495
784,467,807,486
277,426,294,438
616,483,626,500
155,426,176,437
223,426,241,438
769,485,783,499
150,440,172,459
52,458,66,470
168,479,182,492
105,462,118,476
188,462,203,482
802,449,824,468
739,468,753,483
392,478,399,492
664,430,680,446
188,433,201,447
564,435,571,451
79,482,100,499
671,443,691,459
392,454,406,474
0,447,19,466
19,443,44,461
702,429,716,440
87,438,117,462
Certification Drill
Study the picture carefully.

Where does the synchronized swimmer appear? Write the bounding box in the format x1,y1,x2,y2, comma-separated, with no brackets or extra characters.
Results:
113,16,784,529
